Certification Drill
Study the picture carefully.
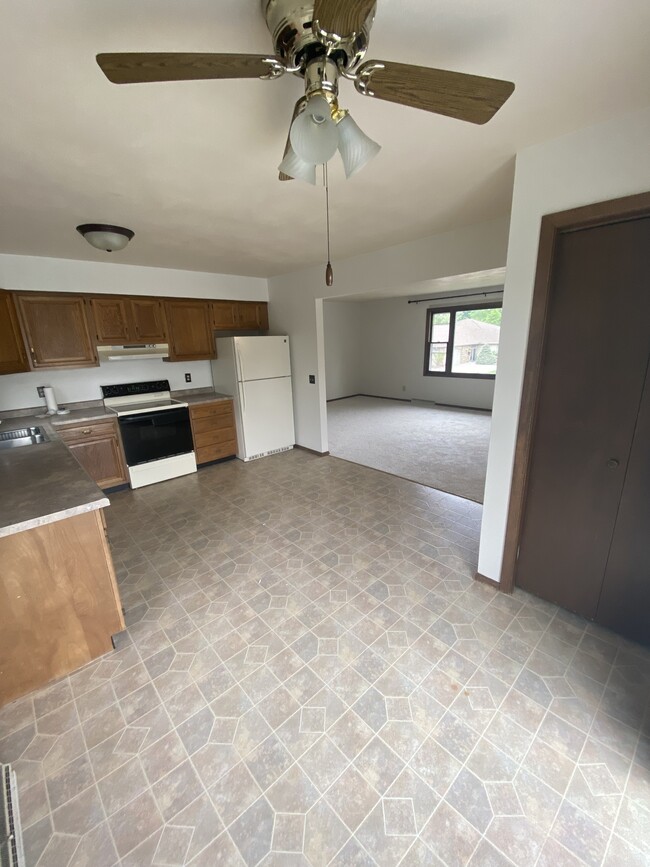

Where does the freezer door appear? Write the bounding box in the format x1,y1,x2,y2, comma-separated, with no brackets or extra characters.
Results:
234,336,291,382
238,376,295,459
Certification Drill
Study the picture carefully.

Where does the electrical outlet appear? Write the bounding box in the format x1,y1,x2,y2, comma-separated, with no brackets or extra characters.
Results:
308,374,316,384
185,373,192,383
37,386,45,398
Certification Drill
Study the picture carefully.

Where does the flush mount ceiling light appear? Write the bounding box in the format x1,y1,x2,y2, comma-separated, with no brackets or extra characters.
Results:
76,223,134,252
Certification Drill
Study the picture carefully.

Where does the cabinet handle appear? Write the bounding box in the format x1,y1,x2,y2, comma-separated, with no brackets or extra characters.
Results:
606,458,620,469
82,428,92,435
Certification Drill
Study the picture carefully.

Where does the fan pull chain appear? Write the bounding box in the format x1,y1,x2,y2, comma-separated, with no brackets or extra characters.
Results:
324,163,333,287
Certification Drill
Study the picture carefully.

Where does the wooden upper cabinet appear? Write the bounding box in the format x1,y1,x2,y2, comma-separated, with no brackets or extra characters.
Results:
131,298,167,342
211,301,239,330
211,300,269,331
0,291,29,374
16,293,98,369
91,296,168,344
91,297,131,343
164,299,215,361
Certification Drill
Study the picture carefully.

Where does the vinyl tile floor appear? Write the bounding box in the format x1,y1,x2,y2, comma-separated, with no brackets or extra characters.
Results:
1,451,648,867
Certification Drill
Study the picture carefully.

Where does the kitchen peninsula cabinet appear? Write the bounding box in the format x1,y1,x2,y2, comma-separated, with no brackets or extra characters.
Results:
15,292,98,369
0,290,29,374
57,418,128,489
165,299,215,361
190,399,237,464
91,295,167,344
0,509,124,706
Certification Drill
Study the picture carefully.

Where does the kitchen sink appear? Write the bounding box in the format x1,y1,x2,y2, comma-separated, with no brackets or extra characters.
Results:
0,426,50,450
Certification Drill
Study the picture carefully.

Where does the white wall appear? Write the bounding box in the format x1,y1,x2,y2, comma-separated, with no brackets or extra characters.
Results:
479,106,650,583
323,301,365,400
358,295,501,410
0,254,267,300
268,217,510,451
0,253,268,411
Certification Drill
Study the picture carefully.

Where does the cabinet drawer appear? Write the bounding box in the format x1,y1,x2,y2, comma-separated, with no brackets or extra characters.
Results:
57,420,117,444
196,440,237,465
190,400,233,420
195,427,237,449
192,413,234,437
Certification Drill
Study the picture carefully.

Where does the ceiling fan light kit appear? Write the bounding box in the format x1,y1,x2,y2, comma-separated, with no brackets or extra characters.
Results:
278,146,318,185
335,111,381,179
76,223,134,252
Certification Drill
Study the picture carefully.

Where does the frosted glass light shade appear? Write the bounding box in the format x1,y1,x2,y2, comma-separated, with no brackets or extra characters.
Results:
278,147,317,185
290,95,338,164
337,114,381,178
76,223,134,252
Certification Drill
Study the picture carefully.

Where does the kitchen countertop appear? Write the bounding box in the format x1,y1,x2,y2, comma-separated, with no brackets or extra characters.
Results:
0,415,109,539
0,390,232,539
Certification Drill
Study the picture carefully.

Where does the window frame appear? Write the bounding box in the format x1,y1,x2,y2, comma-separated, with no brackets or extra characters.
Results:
423,301,502,380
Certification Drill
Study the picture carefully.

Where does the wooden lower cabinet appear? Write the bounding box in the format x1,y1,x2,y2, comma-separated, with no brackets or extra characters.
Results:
190,400,237,464
57,419,128,489
0,509,125,706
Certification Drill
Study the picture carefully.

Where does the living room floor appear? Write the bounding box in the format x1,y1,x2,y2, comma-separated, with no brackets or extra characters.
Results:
1,451,648,866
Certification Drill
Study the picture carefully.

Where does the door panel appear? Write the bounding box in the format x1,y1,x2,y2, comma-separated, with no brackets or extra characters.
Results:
235,336,291,381
165,300,214,361
17,294,98,368
516,218,650,619
131,299,167,342
0,291,29,374
597,363,650,643
91,297,132,343
238,377,295,458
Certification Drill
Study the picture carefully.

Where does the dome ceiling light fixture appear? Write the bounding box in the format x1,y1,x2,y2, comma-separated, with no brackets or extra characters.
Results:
95,0,515,185
76,223,135,253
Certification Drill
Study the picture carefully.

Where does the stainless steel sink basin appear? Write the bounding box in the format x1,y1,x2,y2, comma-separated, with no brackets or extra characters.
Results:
0,426,50,450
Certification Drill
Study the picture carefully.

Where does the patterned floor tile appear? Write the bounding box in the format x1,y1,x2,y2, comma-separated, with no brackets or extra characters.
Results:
0,450,647,865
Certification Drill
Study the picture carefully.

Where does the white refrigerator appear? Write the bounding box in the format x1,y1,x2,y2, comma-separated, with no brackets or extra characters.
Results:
211,335,295,461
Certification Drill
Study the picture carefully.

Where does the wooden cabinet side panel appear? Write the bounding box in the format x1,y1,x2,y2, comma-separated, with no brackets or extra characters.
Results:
0,291,29,374
0,511,125,707
16,294,98,368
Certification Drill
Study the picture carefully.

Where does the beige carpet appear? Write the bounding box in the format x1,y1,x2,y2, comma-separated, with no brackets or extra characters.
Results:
327,396,491,503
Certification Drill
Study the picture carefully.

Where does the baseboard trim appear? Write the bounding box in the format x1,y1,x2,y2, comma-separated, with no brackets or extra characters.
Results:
432,402,492,413
326,394,362,403
358,393,411,403
474,571,505,591
294,445,330,457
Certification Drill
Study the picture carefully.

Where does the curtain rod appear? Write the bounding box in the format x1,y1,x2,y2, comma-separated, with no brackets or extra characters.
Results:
408,289,504,305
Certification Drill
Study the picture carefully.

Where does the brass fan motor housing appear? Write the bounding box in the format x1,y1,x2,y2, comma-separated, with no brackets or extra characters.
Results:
262,0,375,72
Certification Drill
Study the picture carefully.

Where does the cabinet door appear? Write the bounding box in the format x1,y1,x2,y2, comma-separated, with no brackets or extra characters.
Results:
236,301,265,330
131,298,167,342
211,301,239,330
0,291,29,374
165,300,215,361
17,294,98,369
61,424,128,489
255,302,269,331
91,297,132,343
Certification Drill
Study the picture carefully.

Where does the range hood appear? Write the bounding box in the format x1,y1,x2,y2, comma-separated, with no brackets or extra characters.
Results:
97,343,169,362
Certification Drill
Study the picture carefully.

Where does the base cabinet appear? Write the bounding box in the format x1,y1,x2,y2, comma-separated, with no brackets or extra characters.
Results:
0,509,125,707
190,400,237,464
57,419,128,489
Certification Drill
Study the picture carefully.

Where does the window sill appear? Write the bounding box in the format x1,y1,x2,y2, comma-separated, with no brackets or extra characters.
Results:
423,371,496,380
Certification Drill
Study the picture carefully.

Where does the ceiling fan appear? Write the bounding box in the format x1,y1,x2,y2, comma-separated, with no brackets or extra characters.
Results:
96,0,515,185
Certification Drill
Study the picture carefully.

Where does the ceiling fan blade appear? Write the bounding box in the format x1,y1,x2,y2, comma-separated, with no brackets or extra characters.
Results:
312,0,376,38
96,52,282,84
279,99,305,182
355,60,514,124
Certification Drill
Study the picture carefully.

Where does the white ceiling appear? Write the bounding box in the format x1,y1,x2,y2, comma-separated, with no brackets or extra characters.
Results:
326,268,507,301
1,0,649,278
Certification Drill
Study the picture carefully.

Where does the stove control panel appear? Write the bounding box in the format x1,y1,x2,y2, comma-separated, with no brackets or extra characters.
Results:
101,380,171,400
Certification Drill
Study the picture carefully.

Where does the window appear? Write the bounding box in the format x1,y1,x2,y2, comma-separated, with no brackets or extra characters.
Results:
424,302,502,378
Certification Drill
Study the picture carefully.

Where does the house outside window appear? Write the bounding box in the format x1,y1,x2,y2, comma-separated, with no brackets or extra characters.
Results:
424,302,502,378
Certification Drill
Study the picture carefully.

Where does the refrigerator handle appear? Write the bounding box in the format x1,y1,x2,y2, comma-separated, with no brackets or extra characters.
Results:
240,381,246,413
235,345,243,382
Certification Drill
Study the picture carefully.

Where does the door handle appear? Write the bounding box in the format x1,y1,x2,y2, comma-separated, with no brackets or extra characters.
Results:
606,458,620,469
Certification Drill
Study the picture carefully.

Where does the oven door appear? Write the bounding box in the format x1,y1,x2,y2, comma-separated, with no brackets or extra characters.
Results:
118,407,194,467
